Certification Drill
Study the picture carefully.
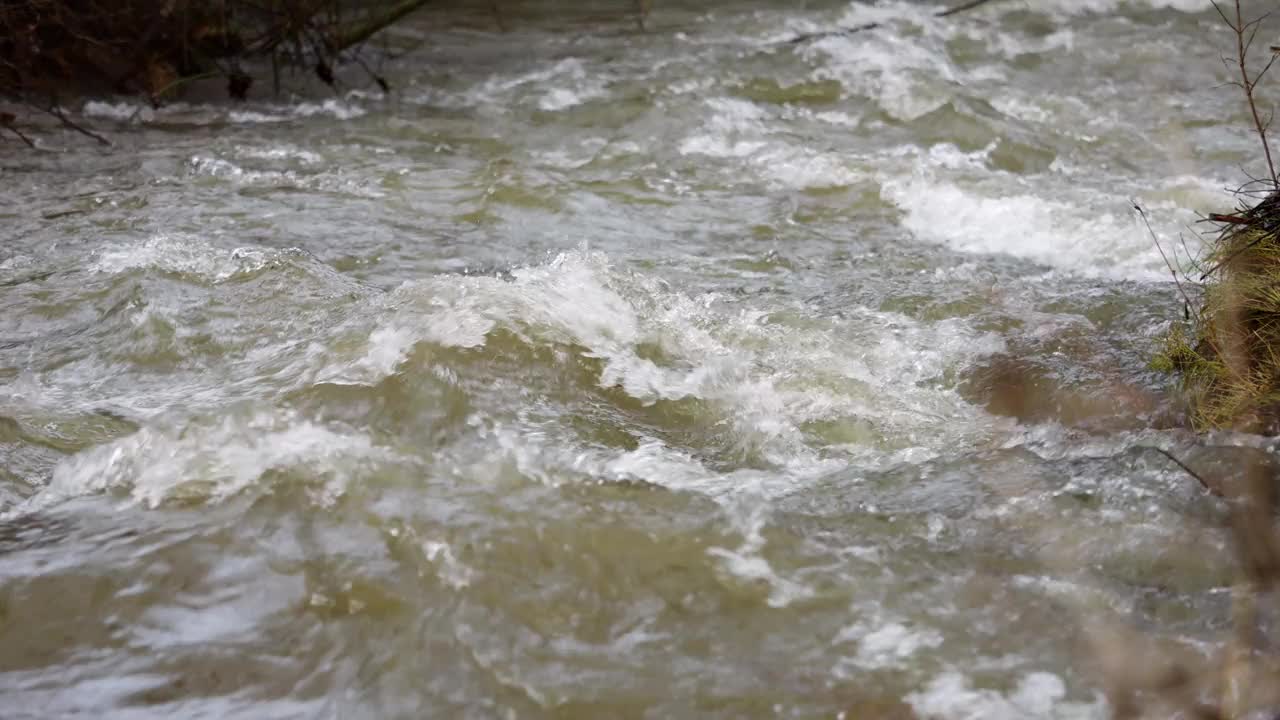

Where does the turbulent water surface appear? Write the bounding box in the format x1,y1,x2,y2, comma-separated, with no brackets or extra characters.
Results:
1,0,1274,717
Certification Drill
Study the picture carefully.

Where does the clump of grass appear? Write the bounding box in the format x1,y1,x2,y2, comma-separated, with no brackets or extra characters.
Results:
1153,0,1280,432
1156,197,1280,433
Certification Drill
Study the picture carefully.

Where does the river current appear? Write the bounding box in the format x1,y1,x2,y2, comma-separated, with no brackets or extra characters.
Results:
0,0,1271,717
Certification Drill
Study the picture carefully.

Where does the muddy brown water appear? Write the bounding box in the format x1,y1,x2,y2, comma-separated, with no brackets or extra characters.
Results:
0,1,1273,717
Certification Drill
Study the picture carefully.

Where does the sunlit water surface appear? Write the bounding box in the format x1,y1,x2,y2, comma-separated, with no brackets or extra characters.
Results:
0,1,1273,717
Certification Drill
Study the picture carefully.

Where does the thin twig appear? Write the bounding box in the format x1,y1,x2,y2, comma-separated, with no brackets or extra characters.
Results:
327,0,436,54
351,52,390,92
1134,201,1196,312
1213,0,1279,186
937,0,998,18
634,0,650,32
147,70,221,105
489,0,507,32
1149,447,1222,497
44,103,110,146
23,99,110,146
1254,54,1278,86
2,123,35,149
1178,230,1204,276
785,0,1003,45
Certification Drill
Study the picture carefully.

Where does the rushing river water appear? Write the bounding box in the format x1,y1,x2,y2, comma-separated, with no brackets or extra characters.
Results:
2,0,1276,716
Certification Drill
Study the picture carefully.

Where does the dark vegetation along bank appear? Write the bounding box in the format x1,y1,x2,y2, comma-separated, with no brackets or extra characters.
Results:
0,0,999,146
0,0,670,144
0,0,437,100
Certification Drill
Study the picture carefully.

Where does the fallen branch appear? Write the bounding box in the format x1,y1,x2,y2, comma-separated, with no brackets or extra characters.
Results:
785,0,1003,45
1213,0,1279,186
936,0,999,18
1134,201,1196,319
328,0,438,55
0,113,35,148
41,102,111,146
1148,446,1221,497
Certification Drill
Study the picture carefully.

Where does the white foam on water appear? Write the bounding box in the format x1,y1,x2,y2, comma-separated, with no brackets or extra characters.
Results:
813,109,860,127
707,495,815,608
187,154,385,198
462,421,712,491
882,174,1169,279
0,253,33,272
906,670,1104,719
531,138,609,169
11,408,389,515
803,5,959,121
1016,0,1211,15
833,614,945,672
678,98,863,188
82,100,152,123
342,88,386,102
1140,0,1212,8
79,98,368,126
678,97,768,156
89,234,285,282
351,325,421,379
755,146,864,189
421,57,610,112
666,75,718,96
837,0,939,26
991,96,1054,125
235,145,325,165
357,251,1004,469
229,110,290,124
422,540,475,590
601,440,722,491
704,97,769,130
893,142,992,171
371,252,641,375
291,98,367,120
188,155,253,178
678,135,769,159
538,86,600,112
534,63,609,111
680,138,863,188
980,27,1077,62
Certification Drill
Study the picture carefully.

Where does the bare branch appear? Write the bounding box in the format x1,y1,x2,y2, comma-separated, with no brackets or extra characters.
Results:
1223,0,1279,186
1135,201,1196,311
2,123,35,148
1178,230,1206,275
1148,447,1222,497
936,0,998,18
784,0,1002,45
1212,1,1238,31
1254,54,1279,85
1241,11,1271,42
35,101,110,146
